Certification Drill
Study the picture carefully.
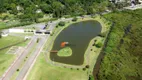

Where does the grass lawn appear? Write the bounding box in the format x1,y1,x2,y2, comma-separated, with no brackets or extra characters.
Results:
0,35,24,48
0,22,6,30
0,49,16,76
16,39,30,47
57,47,72,57
85,36,104,73
0,35,29,76
27,53,88,80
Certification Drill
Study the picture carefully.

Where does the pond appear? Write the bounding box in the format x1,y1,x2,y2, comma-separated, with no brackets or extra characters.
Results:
50,20,102,65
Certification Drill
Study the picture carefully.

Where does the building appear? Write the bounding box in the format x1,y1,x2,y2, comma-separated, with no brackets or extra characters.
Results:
9,29,24,33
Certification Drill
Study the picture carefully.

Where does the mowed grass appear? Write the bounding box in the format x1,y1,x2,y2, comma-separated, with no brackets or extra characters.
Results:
0,35,25,76
0,35,24,48
0,49,15,76
27,53,88,80
57,47,72,57
0,22,6,30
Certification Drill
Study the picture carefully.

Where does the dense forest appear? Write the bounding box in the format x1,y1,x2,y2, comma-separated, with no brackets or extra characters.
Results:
0,0,113,29
0,0,108,20
98,9,142,80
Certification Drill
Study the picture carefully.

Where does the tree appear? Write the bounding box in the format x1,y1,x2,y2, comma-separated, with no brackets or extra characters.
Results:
58,21,65,26
95,42,103,48
52,1,64,18
72,17,77,22
86,65,90,68
40,3,52,13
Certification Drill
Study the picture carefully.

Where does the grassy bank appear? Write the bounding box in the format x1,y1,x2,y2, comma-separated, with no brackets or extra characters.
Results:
27,53,88,80
83,16,111,76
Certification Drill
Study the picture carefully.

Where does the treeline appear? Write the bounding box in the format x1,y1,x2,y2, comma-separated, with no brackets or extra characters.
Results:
0,0,109,21
98,9,142,80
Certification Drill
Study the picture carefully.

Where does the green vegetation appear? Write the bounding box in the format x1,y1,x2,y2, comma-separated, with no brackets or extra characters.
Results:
16,39,30,47
72,17,78,22
98,9,142,80
0,35,25,76
58,21,65,26
27,53,88,80
0,36,23,49
57,47,72,57
0,35,31,76
0,22,6,30
89,75,95,80
95,42,103,48
0,0,110,29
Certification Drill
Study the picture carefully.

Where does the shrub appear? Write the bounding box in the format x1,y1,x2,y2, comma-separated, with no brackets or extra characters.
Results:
95,42,103,48
72,17,77,22
86,65,90,68
37,38,40,43
89,75,95,80
92,43,95,46
64,15,71,18
56,25,58,28
58,21,65,26
83,68,86,71
99,32,107,37
17,69,19,72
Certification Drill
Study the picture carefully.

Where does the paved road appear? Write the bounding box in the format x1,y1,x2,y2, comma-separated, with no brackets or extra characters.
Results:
16,35,48,80
2,36,38,80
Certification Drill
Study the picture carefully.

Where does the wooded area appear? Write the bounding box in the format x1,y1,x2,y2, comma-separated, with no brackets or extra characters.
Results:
0,0,108,20
98,9,142,80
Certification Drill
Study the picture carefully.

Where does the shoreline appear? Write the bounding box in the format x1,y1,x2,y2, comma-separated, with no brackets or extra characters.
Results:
46,15,111,68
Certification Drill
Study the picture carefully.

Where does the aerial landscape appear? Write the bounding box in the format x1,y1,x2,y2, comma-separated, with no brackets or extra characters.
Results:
0,0,142,80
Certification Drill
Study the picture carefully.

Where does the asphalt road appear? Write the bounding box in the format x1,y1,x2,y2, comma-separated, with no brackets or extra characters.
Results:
2,36,38,80
16,35,48,80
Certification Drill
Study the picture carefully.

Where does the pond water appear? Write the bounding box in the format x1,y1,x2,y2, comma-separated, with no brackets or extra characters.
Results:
50,20,102,65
